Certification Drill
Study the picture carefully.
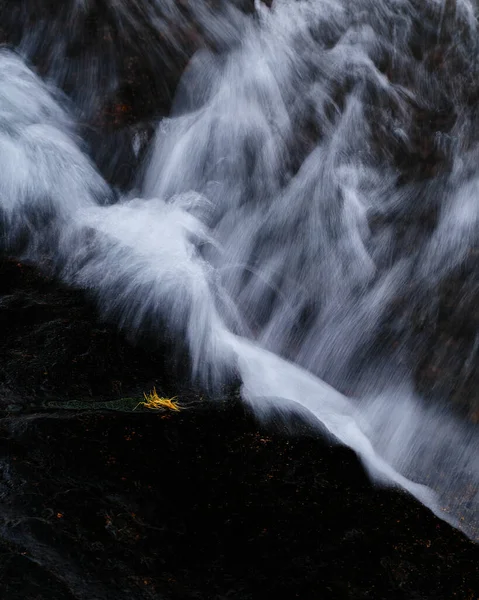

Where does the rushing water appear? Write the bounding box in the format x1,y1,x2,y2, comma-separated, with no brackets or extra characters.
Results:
1,0,478,539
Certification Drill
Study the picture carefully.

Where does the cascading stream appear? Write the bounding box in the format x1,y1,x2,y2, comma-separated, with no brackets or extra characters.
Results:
0,0,478,539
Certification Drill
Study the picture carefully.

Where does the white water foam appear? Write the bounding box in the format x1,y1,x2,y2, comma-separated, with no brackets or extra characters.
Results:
1,0,479,539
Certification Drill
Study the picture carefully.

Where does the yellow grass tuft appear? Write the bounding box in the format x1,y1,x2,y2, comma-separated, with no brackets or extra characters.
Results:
134,388,182,412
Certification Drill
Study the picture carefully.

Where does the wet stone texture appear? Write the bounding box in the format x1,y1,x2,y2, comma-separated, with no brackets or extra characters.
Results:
0,260,478,600
0,1,478,597
0,0,256,191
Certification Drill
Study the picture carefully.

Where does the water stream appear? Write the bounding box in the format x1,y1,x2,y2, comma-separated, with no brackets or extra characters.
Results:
1,0,478,539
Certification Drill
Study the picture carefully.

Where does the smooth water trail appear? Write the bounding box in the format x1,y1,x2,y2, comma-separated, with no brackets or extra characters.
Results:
1,0,479,540
143,0,479,537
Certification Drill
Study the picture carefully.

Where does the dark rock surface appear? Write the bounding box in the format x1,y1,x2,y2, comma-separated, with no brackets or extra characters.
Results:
0,259,183,408
0,0,254,191
0,2,478,597
0,259,478,599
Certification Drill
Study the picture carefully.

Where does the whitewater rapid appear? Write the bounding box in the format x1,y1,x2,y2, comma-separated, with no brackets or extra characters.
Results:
1,0,478,539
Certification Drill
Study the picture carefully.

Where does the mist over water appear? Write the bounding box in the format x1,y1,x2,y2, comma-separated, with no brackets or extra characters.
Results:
1,0,479,538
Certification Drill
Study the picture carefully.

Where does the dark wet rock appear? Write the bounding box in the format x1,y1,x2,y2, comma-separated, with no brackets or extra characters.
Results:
0,0,253,191
0,3,478,597
0,0,250,121
412,262,479,420
0,259,182,409
0,259,478,599
1,400,479,599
